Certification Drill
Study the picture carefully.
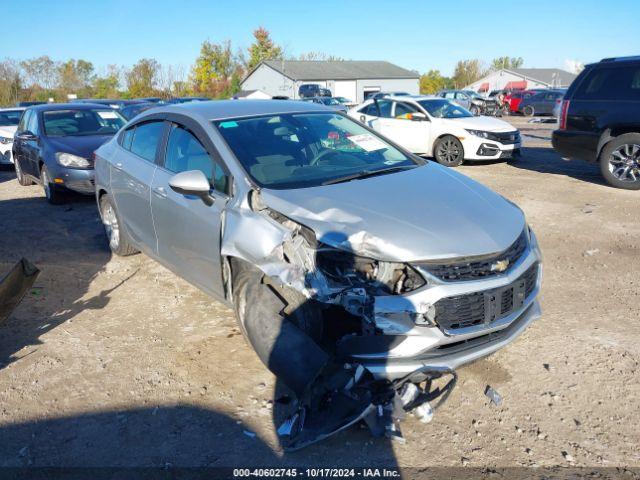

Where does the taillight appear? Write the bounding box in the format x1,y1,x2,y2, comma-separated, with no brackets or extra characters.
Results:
559,100,570,130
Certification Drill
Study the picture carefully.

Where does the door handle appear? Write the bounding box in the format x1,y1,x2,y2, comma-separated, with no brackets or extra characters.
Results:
113,162,123,171
152,186,167,198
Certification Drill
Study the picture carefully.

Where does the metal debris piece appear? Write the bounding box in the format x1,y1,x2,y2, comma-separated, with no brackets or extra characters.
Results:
414,402,434,424
243,430,256,438
485,385,503,406
0,258,40,326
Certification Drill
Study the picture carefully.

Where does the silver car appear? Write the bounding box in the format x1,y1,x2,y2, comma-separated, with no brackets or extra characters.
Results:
94,100,542,383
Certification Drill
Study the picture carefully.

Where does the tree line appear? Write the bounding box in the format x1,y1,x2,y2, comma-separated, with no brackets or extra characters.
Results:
0,25,524,107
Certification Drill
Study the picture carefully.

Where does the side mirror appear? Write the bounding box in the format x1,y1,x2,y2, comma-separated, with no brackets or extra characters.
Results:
18,131,37,141
168,170,213,204
408,112,428,122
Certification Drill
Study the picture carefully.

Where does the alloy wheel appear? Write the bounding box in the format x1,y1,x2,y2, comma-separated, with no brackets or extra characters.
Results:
437,139,462,165
609,143,640,183
101,201,120,250
41,167,51,199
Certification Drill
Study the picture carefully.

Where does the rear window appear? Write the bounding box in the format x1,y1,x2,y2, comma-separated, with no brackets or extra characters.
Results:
573,65,640,101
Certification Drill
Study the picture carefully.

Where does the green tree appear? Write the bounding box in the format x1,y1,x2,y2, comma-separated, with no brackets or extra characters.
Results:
58,59,94,95
191,40,234,92
126,58,160,97
93,65,121,98
0,60,22,106
419,69,452,94
20,56,59,99
452,59,486,88
490,56,524,70
247,27,283,70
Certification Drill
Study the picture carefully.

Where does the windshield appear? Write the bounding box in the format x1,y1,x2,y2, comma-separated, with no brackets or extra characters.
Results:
43,109,126,137
0,110,22,127
321,98,340,105
417,100,473,119
213,112,420,189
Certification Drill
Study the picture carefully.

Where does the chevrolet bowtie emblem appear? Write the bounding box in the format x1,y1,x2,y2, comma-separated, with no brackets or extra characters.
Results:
491,259,510,273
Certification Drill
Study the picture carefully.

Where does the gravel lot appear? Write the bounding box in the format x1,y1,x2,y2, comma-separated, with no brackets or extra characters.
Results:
0,116,639,470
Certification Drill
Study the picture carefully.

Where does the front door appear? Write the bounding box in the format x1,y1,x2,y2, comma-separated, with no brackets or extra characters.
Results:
378,101,430,154
150,122,228,298
110,120,165,254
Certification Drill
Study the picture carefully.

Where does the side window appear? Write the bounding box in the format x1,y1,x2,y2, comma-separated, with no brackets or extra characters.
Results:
17,110,30,133
574,66,640,101
26,111,39,134
130,121,164,162
121,127,135,150
376,100,392,118
360,103,378,116
164,124,228,193
394,102,418,119
444,92,456,99
455,92,468,100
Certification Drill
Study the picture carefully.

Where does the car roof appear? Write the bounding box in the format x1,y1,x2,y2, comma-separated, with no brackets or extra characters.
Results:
27,103,118,112
149,99,331,120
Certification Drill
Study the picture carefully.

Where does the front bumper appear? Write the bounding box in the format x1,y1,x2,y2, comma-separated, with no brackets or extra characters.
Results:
0,143,13,164
462,134,521,160
345,240,542,380
46,163,96,194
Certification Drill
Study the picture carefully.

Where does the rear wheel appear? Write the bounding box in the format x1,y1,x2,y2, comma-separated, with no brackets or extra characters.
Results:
599,133,640,190
433,135,464,167
14,158,33,186
41,165,65,204
99,193,139,255
523,105,534,117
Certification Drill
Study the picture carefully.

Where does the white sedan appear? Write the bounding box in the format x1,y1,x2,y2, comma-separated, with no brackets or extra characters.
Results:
0,107,25,165
348,96,520,167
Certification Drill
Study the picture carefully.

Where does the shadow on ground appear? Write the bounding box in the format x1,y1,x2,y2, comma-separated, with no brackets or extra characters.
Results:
0,191,112,370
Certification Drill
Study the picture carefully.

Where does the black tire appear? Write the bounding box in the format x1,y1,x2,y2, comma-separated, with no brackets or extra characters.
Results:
522,105,534,117
14,158,33,186
99,194,139,255
469,105,480,116
231,261,323,343
433,135,464,167
599,133,640,190
40,164,65,204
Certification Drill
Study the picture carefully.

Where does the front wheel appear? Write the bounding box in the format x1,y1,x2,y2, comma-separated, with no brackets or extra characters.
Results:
433,135,464,167
99,194,139,255
599,134,640,190
522,105,534,117
41,164,65,204
469,105,480,116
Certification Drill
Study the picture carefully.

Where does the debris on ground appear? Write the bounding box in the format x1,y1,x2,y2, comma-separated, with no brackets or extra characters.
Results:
562,451,575,463
484,385,503,406
584,249,599,256
242,430,256,438
527,117,557,124
0,258,40,326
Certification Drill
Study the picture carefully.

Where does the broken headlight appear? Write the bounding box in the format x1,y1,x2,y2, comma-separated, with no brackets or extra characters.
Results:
316,245,426,295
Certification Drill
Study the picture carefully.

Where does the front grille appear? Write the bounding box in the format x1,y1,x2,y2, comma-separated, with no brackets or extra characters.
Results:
418,230,528,282
433,262,539,332
490,131,521,144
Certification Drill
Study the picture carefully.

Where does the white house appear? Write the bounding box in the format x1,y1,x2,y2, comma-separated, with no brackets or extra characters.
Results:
466,68,578,92
241,60,420,103
232,89,271,100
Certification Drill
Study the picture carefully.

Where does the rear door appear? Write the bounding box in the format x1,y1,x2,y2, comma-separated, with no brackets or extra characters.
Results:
110,119,166,254
150,118,229,298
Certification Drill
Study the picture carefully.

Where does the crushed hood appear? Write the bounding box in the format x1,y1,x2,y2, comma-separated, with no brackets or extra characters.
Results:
260,163,525,262
445,115,515,132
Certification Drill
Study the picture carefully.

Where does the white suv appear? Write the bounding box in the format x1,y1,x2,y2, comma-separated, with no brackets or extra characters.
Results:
349,95,520,167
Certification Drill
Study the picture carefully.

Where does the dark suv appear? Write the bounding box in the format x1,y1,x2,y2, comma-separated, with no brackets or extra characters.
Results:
552,56,640,189
298,84,331,98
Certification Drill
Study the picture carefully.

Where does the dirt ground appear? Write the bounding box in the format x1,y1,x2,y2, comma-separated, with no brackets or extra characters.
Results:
0,116,639,471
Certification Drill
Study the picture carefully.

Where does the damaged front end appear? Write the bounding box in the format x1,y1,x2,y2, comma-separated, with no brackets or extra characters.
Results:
220,188,542,449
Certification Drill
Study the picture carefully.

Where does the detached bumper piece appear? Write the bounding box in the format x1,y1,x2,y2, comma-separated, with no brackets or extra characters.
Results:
0,258,40,325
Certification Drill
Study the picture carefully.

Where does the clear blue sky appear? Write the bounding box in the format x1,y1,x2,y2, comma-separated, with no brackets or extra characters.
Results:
3,0,639,75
